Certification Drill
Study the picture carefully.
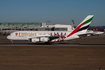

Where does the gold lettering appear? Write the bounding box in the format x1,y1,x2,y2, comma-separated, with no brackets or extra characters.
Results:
29,33,34,36
19,33,20,36
25,33,28,36
34,33,36,36
19,33,37,36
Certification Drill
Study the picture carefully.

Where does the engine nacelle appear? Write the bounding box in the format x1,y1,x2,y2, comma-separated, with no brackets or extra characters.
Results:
40,37,49,42
31,38,39,43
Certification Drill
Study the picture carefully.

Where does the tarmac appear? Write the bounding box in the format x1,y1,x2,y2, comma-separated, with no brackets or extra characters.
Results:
0,35,105,70
0,43,105,46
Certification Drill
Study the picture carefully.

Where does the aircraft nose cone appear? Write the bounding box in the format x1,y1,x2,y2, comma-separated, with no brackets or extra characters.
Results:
7,35,11,39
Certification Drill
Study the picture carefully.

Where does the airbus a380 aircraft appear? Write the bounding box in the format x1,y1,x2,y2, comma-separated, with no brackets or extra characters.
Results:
7,15,94,44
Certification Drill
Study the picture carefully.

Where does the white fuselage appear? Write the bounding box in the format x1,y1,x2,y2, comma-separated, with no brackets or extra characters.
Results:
7,31,82,43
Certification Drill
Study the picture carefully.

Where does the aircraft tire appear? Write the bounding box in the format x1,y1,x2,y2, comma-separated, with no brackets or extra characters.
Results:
45,42,54,45
49,42,54,45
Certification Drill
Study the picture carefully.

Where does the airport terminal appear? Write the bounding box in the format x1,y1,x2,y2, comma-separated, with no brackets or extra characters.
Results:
0,22,73,31
0,22,105,34
0,22,46,30
0,22,75,34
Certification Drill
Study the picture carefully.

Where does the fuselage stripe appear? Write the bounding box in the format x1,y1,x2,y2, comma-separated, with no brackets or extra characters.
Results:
77,25,89,32
67,22,85,37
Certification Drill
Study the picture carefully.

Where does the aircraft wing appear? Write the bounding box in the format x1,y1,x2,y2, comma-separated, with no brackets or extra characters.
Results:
87,31,104,35
78,31,104,37
29,36,64,41
49,36,62,41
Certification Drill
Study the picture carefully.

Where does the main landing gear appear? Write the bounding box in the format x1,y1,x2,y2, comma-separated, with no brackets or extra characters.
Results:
45,42,54,45
49,42,54,45
10,40,13,44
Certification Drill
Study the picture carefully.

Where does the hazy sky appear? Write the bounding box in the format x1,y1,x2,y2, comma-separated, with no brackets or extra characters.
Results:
0,0,105,26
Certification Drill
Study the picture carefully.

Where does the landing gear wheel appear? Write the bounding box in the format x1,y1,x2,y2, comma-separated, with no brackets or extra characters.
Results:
49,42,54,45
45,42,54,45
36,42,39,45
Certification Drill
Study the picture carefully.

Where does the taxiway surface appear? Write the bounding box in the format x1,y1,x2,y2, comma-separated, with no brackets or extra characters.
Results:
0,43,105,46
0,35,105,70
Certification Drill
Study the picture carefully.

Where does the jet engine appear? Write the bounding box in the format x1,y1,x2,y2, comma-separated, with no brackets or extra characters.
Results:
40,37,49,42
31,37,49,43
31,38,39,43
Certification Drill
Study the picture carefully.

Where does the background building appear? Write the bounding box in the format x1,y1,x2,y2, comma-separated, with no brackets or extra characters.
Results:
0,22,105,35
39,24,74,31
0,22,46,34
0,22,46,30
